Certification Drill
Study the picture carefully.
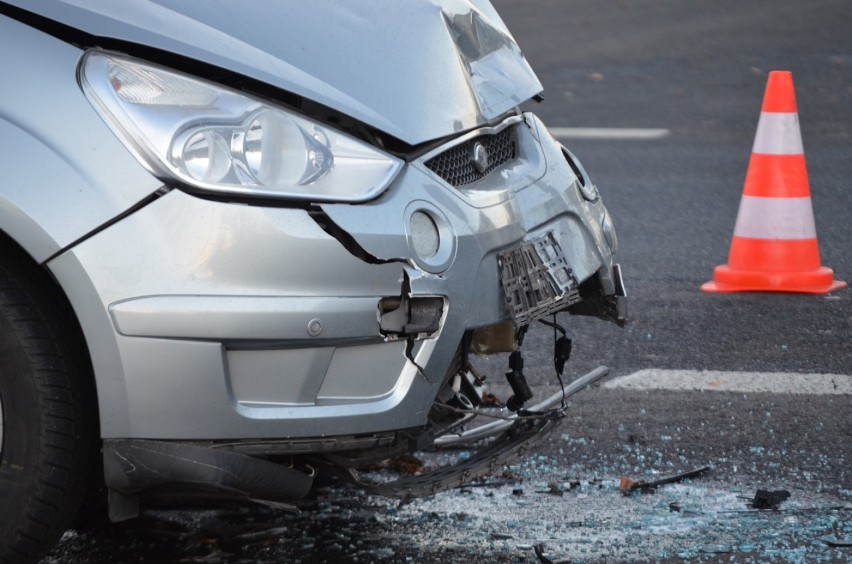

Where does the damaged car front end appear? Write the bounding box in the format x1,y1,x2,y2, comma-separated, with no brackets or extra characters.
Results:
0,1,625,560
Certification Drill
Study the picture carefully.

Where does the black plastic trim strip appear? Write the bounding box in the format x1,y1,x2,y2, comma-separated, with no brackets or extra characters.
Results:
43,186,171,264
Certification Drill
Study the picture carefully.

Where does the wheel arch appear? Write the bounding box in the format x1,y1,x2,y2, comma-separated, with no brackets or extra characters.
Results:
0,229,101,434
0,228,104,562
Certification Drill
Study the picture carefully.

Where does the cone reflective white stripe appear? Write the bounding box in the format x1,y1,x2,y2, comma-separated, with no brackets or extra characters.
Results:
733,196,817,240
752,113,804,155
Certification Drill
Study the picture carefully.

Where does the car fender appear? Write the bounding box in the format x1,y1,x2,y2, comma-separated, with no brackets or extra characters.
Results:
0,14,162,263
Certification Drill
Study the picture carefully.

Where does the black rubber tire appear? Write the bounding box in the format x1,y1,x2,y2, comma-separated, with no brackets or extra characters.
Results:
0,249,97,564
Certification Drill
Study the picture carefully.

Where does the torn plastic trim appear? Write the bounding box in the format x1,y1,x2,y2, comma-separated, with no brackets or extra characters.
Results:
560,145,598,200
209,432,399,456
613,263,628,319
340,412,559,499
309,208,399,266
567,263,628,326
103,439,314,522
379,271,447,340
434,365,610,446
44,186,171,264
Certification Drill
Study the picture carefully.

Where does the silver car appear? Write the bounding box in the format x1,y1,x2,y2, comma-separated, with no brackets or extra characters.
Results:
0,1,625,560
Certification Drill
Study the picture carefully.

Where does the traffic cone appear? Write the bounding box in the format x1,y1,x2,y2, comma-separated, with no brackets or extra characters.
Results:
702,71,846,294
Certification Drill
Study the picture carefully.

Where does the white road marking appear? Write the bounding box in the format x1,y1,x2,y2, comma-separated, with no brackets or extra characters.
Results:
603,369,852,395
549,127,671,140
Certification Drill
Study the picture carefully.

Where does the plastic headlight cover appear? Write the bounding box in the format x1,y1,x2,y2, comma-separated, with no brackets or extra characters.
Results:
80,51,402,201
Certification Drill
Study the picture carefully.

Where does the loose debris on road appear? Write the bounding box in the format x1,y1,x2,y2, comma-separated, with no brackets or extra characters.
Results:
46,385,852,563
819,536,852,548
534,542,566,564
618,465,712,494
748,488,791,509
47,473,852,563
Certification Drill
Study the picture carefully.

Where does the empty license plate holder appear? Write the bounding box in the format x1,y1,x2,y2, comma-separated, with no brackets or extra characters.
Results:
498,232,581,325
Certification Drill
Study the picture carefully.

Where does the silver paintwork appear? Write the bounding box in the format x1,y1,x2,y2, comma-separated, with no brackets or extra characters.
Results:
0,16,163,262
110,295,386,343
2,3,621,445
7,0,542,145
322,114,619,323
48,193,437,438
50,112,614,440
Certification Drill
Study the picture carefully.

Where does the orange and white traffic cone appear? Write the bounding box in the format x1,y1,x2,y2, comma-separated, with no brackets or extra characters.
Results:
702,71,846,294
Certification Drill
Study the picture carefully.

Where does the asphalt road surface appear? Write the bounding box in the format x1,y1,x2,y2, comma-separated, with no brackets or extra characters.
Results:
46,1,851,562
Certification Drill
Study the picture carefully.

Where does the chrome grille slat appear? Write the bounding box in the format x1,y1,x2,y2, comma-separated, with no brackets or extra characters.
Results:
425,125,517,187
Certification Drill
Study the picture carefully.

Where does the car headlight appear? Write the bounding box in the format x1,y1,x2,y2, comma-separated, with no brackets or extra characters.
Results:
79,51,402,202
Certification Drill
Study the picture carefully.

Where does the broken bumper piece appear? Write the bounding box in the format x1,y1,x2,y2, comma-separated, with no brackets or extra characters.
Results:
103,439,314,521
343,413,558,499
340,365,611,499
434,365,610,446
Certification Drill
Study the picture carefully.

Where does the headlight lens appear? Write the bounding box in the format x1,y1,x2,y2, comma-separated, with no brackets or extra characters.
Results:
80,51,402,201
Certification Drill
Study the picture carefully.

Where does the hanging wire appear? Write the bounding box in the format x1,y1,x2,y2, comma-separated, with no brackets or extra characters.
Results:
539,314,569,409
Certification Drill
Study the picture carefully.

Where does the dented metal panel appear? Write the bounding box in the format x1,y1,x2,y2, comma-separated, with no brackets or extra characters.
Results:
1,0,630,545
6,0,542,144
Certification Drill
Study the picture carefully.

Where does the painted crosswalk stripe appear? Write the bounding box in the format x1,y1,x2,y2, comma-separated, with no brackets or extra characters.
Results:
603,369,852,395
549,127,670,140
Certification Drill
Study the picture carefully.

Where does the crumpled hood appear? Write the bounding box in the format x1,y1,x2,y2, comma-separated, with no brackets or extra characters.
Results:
9,0,542,145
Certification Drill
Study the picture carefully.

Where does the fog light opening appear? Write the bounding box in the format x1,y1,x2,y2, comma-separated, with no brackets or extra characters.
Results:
410,210,440,259
404,202,457,273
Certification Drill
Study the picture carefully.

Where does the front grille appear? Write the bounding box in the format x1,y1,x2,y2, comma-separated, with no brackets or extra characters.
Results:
425,125,517,187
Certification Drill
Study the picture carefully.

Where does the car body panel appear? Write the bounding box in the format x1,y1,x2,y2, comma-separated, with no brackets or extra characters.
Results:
48,192,433,438
2,0,622,444
0,15,163,262
3,0,542,145
0,0,629,538
47,112,617,440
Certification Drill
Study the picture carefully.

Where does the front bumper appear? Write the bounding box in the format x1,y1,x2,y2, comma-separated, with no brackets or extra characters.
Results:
49,112,623,441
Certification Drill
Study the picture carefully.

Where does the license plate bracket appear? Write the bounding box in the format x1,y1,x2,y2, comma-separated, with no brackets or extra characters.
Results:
498,232,581,325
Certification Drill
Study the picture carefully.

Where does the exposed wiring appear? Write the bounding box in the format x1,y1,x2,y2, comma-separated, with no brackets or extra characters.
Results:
540,314,570,410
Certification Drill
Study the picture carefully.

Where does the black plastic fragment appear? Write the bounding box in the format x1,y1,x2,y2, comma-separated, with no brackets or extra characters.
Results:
554,336,572,376
701,545,733,554
103,439,313,521
505,350,533,412
750,489,791,509
819,537,852,548
534,543,569,564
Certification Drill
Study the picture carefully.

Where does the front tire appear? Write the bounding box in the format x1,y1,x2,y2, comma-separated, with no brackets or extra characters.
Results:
0,249,96,564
